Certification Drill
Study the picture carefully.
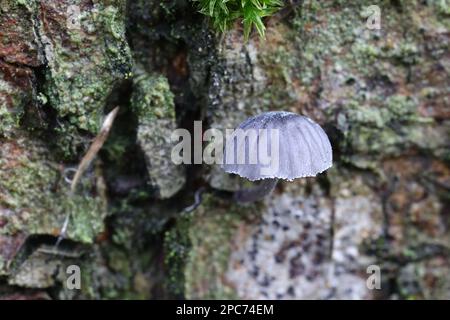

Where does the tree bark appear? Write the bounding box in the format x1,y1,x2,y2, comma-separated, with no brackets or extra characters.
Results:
0,0,449,299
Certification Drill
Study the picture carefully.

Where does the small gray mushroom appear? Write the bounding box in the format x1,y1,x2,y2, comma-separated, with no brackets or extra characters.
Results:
221,111,333,203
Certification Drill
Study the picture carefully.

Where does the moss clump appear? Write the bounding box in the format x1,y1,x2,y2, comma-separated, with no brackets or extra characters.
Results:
0,62,34,138
164,194,261,299
0,103,22,138
164,216,192,298
193,0,283,39
41,1,132,133
131,71,176,121
258,28,299,110
46,5,131,133
437,1,450,16
1,1,133,158
77,244,156,300
0,137,106,252
336,95,435,158
131,69,186,199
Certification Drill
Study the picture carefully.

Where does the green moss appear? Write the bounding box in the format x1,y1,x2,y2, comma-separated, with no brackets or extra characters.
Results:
336,94,437,160
67,195,106,243
130,69,185,199
131,71,176,121
0,66,32,138
41,2,132,134
78,222,158,299
164,194,261,299
0,104,22,138
0,138,106,247
13,0,34,11
435,0,450,16
0,256,5,274
259,43,299,110
185,196,260,299
164,216,192,297
273,0,450,169
193,0,283,39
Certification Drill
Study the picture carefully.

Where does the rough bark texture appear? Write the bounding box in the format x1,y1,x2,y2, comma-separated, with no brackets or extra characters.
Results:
0,0,449,299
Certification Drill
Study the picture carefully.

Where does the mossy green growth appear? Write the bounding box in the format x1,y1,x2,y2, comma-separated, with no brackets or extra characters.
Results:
130,69,185,199
193,0,283,39
0,103,22,138
336,95,436,158
131,71,176,121
259,34,299,110
0,138,106,250
437,0,450,15
13,0,35,11
270,1,449,165
78,245,156,300
42,2,132,134
165,194,261,299
164,216,192,298
0,66,31,138
0,256,5,274
78,212,160,299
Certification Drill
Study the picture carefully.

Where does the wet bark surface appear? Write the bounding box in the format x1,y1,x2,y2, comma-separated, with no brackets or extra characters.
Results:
0,0,449,299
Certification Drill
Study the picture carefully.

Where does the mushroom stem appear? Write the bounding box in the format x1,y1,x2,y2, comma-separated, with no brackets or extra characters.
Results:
234,178,278,203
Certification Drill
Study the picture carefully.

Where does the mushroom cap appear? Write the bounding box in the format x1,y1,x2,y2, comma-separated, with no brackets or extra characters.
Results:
221,111,333,181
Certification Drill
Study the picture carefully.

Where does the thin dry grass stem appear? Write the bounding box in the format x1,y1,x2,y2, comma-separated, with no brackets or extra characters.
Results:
55,107,119,249
70,107,119,193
